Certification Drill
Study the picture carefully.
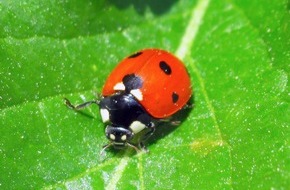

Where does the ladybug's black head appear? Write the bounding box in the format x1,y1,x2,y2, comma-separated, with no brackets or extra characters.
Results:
105,125,134,149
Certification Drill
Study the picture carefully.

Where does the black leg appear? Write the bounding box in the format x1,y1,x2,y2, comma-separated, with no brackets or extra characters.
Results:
64,98,99,110
183,102,194,109
127,142,140,153
139,125,156,152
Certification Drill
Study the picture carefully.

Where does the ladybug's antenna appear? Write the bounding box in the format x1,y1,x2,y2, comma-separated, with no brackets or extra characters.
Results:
100,142,140,155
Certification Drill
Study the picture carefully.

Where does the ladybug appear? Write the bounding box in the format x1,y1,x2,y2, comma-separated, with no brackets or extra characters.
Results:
65,48,192,153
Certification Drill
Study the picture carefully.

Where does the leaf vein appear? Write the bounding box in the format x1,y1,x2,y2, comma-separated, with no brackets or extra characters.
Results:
42,158,116,190
38,102,53,143
175,0,210,60
173,0,233,187
189,58,234,188
138,154,145,190
105,157,129,190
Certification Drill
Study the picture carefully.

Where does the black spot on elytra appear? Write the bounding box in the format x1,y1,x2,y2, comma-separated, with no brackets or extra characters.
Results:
123,74,143,92
172,92,179,103
128,51,143,58
159,61,172,75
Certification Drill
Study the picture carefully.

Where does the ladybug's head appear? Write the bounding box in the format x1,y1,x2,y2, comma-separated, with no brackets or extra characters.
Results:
104,125,137,150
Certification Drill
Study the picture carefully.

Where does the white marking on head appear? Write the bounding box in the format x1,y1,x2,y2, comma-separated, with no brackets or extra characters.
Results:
109,134,116,140
100,109,110,123
129,121,146,134
113,82,126,91
130,89,143,101
121,135,127,141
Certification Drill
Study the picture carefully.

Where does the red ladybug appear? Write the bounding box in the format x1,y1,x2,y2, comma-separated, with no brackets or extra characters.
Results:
65,48,192,152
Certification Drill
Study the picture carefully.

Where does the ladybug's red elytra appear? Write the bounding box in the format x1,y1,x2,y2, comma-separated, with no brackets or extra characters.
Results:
65,48,192,153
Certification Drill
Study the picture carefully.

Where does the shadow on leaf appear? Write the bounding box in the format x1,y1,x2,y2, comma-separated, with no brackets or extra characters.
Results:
107,0,177,15
146,96,195,149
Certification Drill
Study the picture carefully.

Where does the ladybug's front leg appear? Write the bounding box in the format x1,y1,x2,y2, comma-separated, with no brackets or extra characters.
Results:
64,98,99,110
139,123,156,153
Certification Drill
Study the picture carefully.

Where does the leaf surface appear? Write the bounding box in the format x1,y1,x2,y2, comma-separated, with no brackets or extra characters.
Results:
0,0,289,189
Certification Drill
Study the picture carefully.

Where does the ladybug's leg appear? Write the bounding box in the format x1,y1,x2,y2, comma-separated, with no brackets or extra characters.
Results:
139,123,156,152
159,117,181,126
126,142,141,153
182,101,194,110
64,98,99,110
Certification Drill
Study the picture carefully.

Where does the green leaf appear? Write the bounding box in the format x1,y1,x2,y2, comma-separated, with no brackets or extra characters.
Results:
1,0,289,189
